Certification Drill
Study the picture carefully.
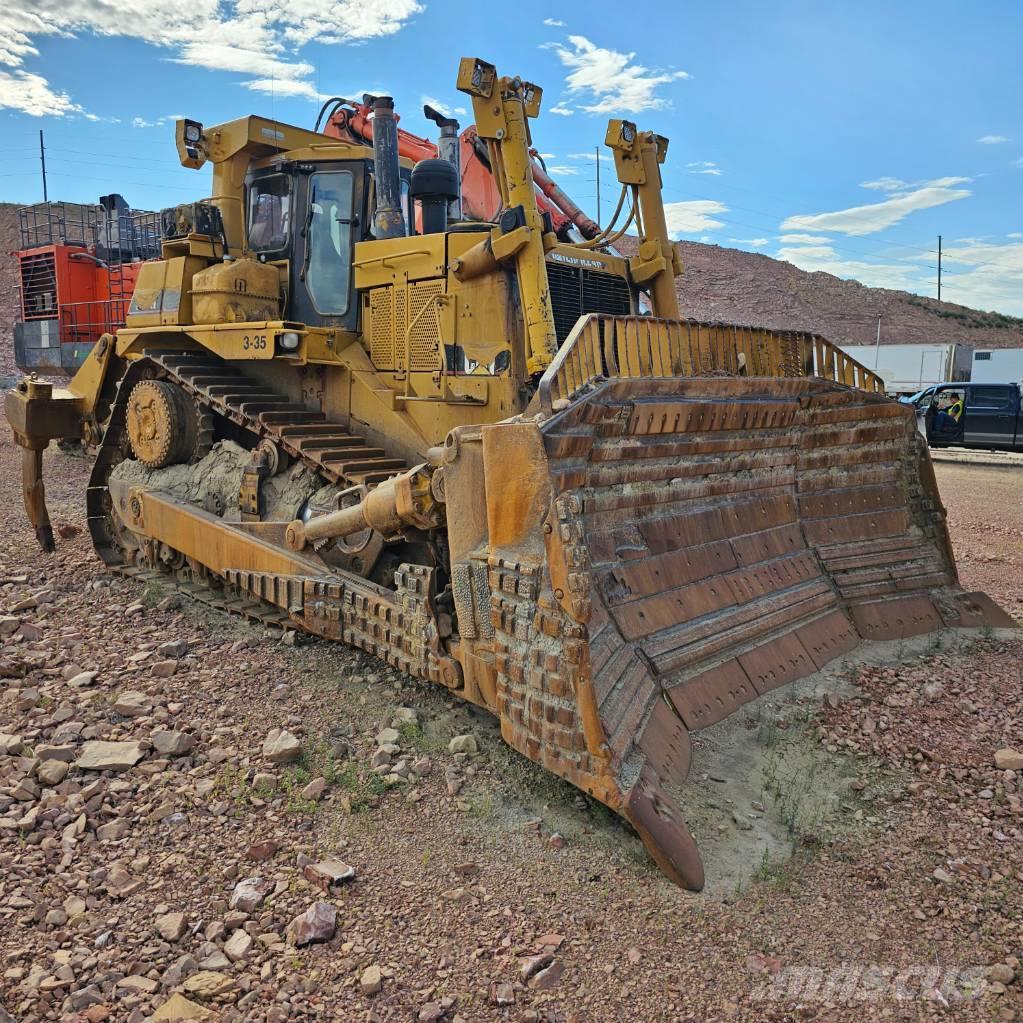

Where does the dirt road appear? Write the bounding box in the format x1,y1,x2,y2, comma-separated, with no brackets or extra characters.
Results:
1,431,1020,1023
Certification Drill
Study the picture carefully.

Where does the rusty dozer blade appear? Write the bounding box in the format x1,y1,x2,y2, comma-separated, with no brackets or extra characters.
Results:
453,371,1015,891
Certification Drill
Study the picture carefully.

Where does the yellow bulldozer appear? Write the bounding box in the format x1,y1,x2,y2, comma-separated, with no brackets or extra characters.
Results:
6,57,1013,889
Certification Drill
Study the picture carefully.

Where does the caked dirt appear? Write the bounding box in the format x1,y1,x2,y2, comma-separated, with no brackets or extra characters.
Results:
1,428,1021,1023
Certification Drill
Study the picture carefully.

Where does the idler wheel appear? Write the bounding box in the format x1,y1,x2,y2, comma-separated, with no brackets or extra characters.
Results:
125,379,199,469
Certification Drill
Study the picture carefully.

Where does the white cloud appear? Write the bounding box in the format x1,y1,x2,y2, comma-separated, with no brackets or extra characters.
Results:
1008,232,1023,239
568,151,612,162
782,177,972,236
663,200,728,236
860,176,907,192
0,69,82,116
0,0,422,115
549,105,574,116
420,95,468,118
729,237,768,248
688,161,721,176
243,78,326,99
933,238,1023,315
547,165,579,176
977,135,1010,144
549,35,689,114
775,240,930,292
132,113,182,128
779,233,832,244
774,235,1023,315
543,17,565,26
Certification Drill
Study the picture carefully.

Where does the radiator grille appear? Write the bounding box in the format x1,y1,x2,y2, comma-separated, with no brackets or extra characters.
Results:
547,263,632,343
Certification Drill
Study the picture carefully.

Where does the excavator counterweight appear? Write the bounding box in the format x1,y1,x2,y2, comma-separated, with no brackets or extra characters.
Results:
5,56,1014,890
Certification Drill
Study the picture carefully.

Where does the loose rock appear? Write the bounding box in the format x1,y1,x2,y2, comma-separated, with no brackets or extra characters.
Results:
262,728,303,763
76,740,145,771
288,901,337,946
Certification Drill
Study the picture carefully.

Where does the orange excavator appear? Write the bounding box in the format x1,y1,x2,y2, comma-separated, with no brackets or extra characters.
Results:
317,96,601,241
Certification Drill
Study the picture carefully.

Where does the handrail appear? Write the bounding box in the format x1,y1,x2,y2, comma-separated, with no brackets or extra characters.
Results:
538,314,885,415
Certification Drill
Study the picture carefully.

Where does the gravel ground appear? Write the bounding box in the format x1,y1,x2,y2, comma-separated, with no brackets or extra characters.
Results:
1,425,1021,1023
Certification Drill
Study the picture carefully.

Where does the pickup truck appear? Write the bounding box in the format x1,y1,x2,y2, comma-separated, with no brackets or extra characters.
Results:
901,381,1023,451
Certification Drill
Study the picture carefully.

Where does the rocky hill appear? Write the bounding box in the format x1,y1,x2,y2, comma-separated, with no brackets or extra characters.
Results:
0,204,21,378
666,240,1023,351
1,201,1021,375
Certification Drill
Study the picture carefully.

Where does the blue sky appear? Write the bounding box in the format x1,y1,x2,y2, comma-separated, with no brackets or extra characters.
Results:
3,0,1022,317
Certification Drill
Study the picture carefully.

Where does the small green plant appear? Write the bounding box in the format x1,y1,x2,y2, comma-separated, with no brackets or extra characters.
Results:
397,719,423,746
330,762,388,811
213,763,251,810
277,770,319,816
468,790,495,820
753,850,798,889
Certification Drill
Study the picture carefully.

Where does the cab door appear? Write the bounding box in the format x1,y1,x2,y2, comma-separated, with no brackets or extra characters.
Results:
964,384,1016,449
290,162,365,332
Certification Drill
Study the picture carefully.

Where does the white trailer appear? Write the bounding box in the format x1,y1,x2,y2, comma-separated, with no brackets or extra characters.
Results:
838,342,973,395
970,347,1023,384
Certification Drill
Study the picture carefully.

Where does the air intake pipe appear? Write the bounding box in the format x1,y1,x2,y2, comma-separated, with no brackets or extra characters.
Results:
372,96,406,239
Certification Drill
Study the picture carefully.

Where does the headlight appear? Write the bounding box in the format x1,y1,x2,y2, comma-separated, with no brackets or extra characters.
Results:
184,121,202,143
279,331,300,351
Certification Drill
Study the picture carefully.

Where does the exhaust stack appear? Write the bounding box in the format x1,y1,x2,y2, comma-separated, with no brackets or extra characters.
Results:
424,104,462,221
371,96,406,239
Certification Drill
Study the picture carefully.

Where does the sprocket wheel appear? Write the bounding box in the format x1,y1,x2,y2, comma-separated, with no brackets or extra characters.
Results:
125,379,203,469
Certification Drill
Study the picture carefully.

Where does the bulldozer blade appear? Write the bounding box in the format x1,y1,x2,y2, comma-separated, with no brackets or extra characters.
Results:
459,374,1016,890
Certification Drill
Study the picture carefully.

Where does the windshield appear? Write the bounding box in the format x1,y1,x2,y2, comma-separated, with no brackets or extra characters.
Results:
247,175,291,253
904,387,933,406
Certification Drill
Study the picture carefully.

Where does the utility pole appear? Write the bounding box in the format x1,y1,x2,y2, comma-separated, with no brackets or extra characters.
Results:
874,314,882,367
595,145,601,229
937,234,942,303
39,129,48,202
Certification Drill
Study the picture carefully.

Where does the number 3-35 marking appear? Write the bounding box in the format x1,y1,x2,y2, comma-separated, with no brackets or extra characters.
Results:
242,334,267,351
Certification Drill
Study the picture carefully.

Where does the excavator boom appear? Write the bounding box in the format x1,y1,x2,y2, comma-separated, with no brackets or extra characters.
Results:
323,96,600,239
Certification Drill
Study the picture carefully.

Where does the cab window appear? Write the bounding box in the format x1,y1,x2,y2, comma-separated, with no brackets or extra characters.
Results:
306,170,355,317
969,385,1013,409
247,175,291,253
